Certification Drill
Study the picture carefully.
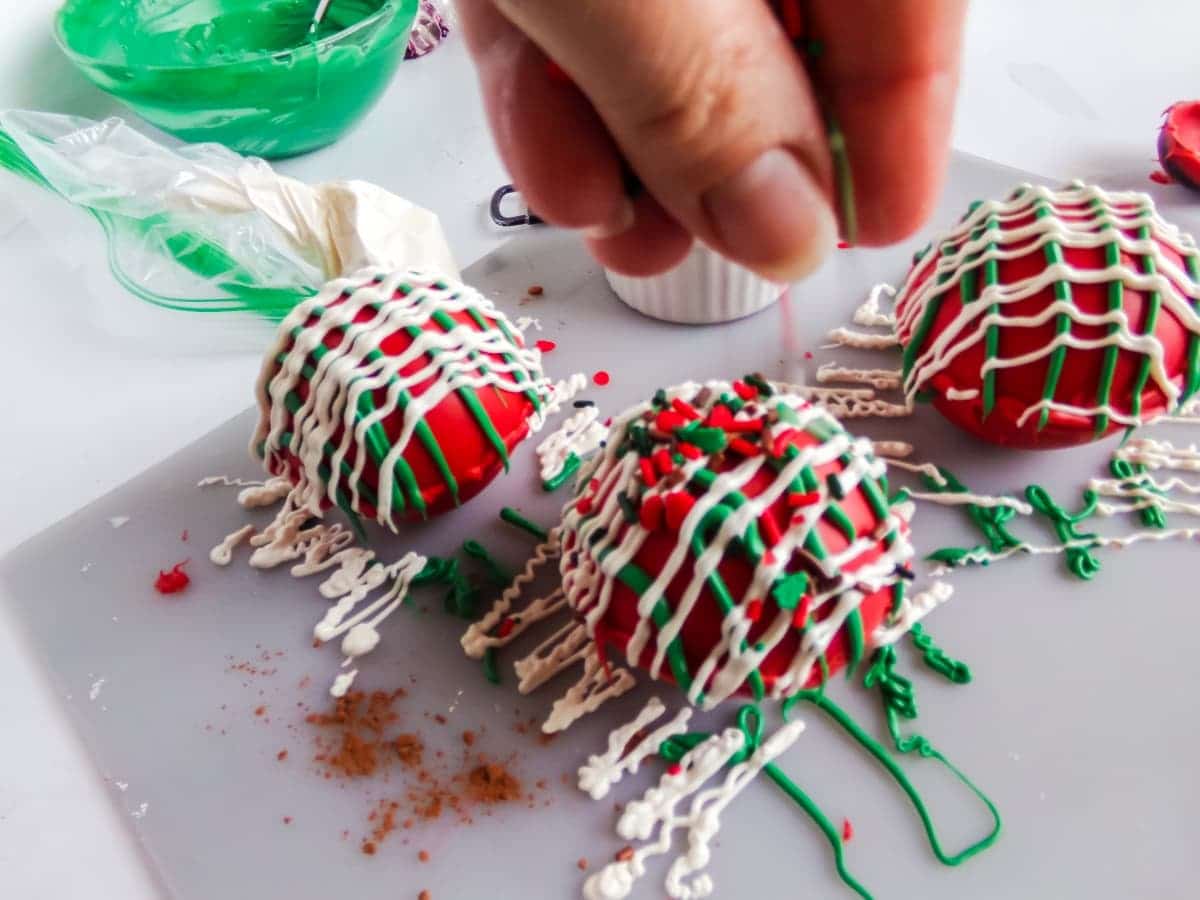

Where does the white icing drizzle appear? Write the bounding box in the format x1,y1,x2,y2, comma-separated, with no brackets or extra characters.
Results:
872,581,954,646
824,328,900,350
816,362,901,391
543,655,636,734
461,531,561,658
577,697,693,801
871,440,914,459
1117,437,1200,472
238,476,293,509
584,720,806,900
559,380,915,710
253,268,555,532
901,487,1033,515
197,475,264,489
514,621,592,694
854,283,898,328
895,181,1200,426
528,372,590,433
773,382,913,420
537,405,609,485
945,387,980,401
209,524,255,566
330,669,358,698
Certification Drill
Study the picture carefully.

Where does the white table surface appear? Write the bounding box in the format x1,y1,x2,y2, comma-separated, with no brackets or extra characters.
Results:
0,2,1194,896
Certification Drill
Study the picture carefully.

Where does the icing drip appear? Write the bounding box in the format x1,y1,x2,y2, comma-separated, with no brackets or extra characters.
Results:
513,621,592,693
197,474,292,508
825,328,900,350
537,405,609,490
816,363,901,391
209,524,255,566
577,698,693,801
461,532,561,658
543,655,636,734
253,268,556,530
871,581,954,647
853,283,898,329
895,182,1200,428
772,383,912,420
583,720,805,900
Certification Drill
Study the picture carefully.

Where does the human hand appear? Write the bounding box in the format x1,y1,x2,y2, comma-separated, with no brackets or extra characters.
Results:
459,0,967,280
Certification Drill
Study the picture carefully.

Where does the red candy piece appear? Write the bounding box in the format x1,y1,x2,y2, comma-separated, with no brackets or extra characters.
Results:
732,380,757,401
640,494,665,531
1159,101,1200,192
664,491,696,531
535,339,557,353
154,561,191,595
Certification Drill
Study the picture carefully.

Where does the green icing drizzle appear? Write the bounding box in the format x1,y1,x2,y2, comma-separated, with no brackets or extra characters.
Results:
1033,199,1073,432
902,243,957,381
980,211,1003,418
1183,252,1200,403
1025,484,1101,579
463,539,514,588
500,507,550,541
1092,197,1124,436
483,646,501,685
784,650,1002,867
1127,217,1163,424
909,624,972,684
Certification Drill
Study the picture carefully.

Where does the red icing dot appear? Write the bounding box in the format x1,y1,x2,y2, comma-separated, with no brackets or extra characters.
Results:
1149,169,1173,185
498,618,516,639
666,763,683,776
593,370,611,386
744,599,764,622
535,339,557,353
803,351,814,360
842,818,854,842
837,240,852,249
154,561,191,595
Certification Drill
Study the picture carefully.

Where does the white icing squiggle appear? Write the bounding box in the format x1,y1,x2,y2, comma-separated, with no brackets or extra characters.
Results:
543,655,636,734
584,720,806,900
816,363,901,391
537,405,608,485
461,532,561,658
577,697,693,801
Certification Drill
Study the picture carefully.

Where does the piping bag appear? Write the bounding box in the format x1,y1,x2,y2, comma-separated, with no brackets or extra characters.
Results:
0,109,457,347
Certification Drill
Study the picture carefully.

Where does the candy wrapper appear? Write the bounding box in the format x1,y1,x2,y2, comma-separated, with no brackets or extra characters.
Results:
406,0,451,59
0,109,456,348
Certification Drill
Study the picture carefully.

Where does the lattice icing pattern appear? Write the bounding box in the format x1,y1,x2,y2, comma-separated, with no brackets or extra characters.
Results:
894,181,1200,449
253,267,558,530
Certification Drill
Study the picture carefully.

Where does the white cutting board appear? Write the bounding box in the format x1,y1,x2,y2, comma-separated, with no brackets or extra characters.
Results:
3,153,1199,899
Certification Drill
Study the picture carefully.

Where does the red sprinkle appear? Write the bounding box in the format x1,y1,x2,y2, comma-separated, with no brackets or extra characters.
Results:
639,494,665,531
593,370,611,386
154,561,191,595
792,595,812,629
725,418,764,434
732,380,757,401
744,599,763,622
728,437,760,457
575,496,594,515
803,351,814,360
652,448,675,475
842,818,854,842
664,492,696,531
1150,169,1173,185
670,398,701,420
758,512,782,547
788,491,821,508
535,339,557,352
705,405,734,428
837,240,852,249
498,618,516,639
666,763,683,776
639,458,659,487
677,442,702,460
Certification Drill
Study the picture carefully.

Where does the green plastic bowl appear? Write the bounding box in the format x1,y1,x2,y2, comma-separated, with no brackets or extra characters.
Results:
55,0,418,158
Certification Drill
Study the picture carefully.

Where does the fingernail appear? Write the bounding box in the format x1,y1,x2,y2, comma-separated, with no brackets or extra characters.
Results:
702,148,836,282
583,196,636,240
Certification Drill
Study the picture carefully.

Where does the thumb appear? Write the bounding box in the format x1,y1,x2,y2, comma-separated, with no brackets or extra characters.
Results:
492,0,838,282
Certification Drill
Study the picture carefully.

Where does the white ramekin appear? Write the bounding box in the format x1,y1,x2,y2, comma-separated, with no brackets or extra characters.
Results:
604,243,786,324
